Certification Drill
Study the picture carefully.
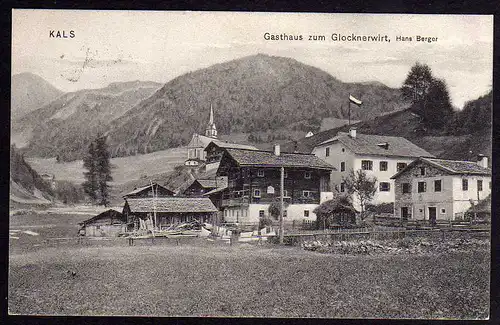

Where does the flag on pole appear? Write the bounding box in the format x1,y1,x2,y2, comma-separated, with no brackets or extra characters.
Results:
349,94,362,106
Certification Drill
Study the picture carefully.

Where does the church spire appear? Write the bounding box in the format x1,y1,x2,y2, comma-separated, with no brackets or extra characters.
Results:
209,104,214,125
205,104,218,138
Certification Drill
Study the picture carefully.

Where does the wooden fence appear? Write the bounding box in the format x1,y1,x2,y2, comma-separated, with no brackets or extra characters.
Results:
281,226,490,244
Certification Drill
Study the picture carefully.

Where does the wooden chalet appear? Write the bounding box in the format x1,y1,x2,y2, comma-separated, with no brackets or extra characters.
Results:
205,141,258,164
182,176,228,197
123,182,175,199
123,197,218,231
216,144,335,223
78,209,127,237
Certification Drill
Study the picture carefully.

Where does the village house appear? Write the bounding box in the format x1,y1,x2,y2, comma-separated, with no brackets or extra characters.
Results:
123,197,218,231
122,182,175,199
391,156,491,222
182,176,228,197
215,144,334,224
185,106,257,168
312,128,433,208
78,209,127,237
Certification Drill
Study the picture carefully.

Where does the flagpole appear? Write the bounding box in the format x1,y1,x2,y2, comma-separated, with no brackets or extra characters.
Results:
348,94,351,126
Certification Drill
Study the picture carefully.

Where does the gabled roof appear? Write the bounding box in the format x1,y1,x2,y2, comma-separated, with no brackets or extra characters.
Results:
391,157,491,179
125,197,218,213
188,134,258,150
123,182,174,197
79,209,125,225
203,185,228,196
196,179,218,188
317,132,433,158
222,148,334,170
206,140,258,151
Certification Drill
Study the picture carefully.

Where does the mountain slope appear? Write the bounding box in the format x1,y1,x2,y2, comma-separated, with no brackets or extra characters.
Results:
11,73,63,120
14,81,162,161
102,54,404,157
10,146,54,206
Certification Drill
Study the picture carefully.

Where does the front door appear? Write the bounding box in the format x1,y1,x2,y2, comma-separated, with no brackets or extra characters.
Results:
401,207,409,220
428,207,437,225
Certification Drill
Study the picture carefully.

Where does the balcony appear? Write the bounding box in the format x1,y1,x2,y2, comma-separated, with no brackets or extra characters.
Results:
221,196,250,207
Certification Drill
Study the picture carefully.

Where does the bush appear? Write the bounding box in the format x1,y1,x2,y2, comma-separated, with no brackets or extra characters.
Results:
259,217,273,229
366,203,394,214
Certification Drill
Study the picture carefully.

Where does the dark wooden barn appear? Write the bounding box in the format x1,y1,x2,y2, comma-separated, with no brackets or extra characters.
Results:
78,209,127,237
123,182,175,199
123,197,218,231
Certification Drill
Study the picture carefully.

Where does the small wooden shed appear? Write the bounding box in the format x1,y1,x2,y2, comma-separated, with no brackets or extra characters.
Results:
78,209,127,237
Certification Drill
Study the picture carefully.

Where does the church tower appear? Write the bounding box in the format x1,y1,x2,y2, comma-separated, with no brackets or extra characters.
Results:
205,104,218,138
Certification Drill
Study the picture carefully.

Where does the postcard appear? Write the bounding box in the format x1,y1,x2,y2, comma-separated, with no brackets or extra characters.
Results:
10,10,492,319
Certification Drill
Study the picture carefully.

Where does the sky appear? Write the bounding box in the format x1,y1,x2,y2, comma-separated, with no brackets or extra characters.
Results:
12,10,493,109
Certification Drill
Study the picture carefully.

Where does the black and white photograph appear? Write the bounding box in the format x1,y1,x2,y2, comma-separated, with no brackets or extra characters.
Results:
9,10,493,319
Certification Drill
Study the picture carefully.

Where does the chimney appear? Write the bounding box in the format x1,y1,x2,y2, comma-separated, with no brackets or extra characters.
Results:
477,154,488,168
349,127,357,138
274,143,281,156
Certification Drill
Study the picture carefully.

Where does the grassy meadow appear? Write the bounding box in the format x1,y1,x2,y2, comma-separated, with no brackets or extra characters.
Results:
8,212,490,319
26,147,187,185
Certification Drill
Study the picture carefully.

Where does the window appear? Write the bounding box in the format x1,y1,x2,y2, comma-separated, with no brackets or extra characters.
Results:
397,162,407,172
441,208,446,214
402,183,410,194
259,210,265,218
417,181,426,193
304,171,311,179
434,180,442,192
361,160,373,171
284,170,288,178
257,170,265,177
420,167,426,176
379,161,388,171
304,210,310,218
303,190,313,197
462,179,468,191
267,186,275,194
325,147,330,157
283,190,289,197
379,182,390,192
340,162,346,172
340,183,345,193
477,180,483,191
254,189,261,197
341,148,345,152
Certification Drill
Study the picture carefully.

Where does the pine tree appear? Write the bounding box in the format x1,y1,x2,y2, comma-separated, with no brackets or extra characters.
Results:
94,135,113,206
82,141,98,203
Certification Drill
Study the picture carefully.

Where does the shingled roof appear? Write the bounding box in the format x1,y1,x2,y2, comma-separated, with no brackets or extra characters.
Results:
318,132,433,158
125,197,218,213
391,157,491,179
196,179,218,188
223,148,334,170
422,158,491,175
123,182,174,197
207,140,258,150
